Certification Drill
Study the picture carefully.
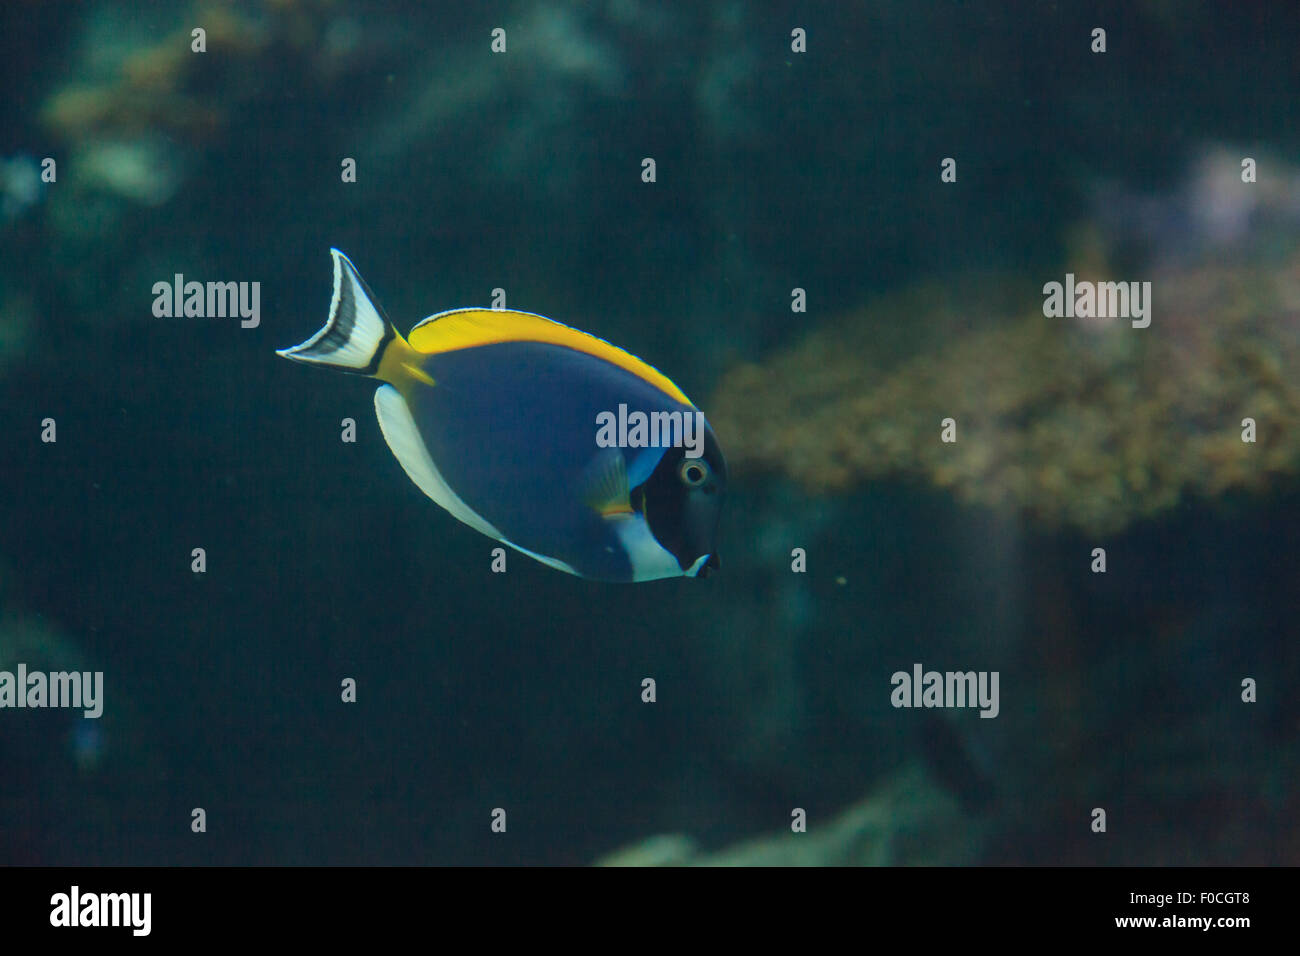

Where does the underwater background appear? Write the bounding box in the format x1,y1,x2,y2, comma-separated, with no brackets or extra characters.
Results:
1,0,1298,865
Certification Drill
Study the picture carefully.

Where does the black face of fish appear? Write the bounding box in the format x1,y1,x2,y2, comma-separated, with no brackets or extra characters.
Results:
635,425,727,577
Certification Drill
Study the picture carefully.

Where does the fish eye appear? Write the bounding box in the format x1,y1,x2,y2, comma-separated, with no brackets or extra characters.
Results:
678,458,710,487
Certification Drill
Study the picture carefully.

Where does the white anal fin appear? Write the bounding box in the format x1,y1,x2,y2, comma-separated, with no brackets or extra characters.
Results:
373,385,582,577
373,385,503,541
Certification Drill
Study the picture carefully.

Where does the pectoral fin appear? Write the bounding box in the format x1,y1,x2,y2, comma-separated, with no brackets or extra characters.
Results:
581,449,633,518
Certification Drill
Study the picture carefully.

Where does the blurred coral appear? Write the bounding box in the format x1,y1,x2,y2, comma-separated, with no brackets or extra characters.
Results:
595,763,982,866
37,1,345,146
711,251,1300,534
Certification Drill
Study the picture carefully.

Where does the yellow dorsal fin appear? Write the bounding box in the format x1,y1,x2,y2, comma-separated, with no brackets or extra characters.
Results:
406,308,693,407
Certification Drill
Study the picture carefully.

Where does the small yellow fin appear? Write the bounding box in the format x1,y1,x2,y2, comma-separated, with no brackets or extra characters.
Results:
402,362,436,386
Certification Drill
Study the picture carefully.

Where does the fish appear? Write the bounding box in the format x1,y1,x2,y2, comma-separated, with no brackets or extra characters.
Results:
277,250,727,583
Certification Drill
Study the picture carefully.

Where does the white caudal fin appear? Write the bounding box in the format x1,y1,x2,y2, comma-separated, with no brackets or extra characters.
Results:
276,249,395,374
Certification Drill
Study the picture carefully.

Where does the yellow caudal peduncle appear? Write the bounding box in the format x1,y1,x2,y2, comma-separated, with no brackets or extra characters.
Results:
376,332,436,390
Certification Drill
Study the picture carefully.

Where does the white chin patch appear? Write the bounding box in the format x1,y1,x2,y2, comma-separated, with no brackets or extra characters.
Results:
611,515,686,582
